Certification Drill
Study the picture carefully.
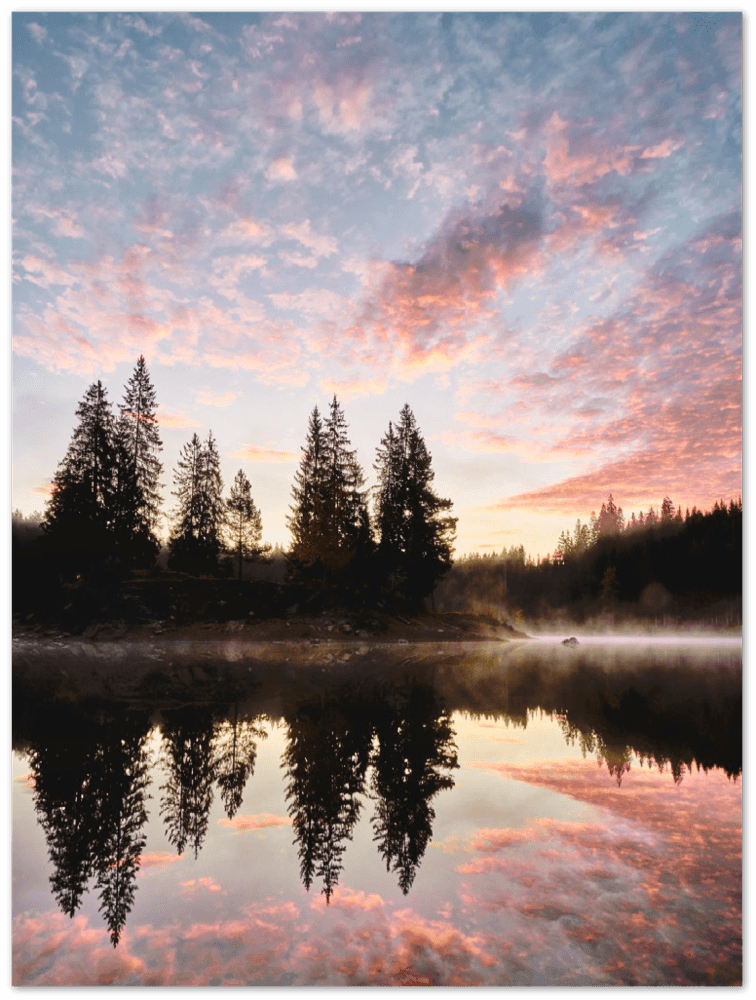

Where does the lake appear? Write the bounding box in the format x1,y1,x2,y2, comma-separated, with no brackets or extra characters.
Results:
12,636,741,986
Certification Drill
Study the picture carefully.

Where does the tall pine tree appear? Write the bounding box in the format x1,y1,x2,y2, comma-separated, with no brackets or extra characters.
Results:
288,405,327,578
197,431,225,570
42,380,118,574
321,396,371,583
117,356,163,564
226,470,269,579
373,405,456,607
287,398,372,596
168,431,225,575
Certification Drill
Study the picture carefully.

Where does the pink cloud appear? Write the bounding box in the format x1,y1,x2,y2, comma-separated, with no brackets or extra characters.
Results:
493,215,741,515
216,218,269,245
25,203,85,239
641,138,682,159
158,410,200,429
282,220,337,258
345,201,542,377
196,390,237,407
266,156,297,182
31,480,54,498
312,78,373,134
269,288,348,318
542,112,638,188
279,250,318,269
137,852,184,871
229,446,298,463
180,877,222,894
217,813,292,833
28,23,47,44
18,255,77,289
318,376,388,402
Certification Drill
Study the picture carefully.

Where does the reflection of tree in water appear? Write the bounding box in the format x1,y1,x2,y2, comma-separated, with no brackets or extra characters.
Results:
213,705,267,819
160,707,216,859
284,695,372,902
91,715,151,945
283,680,459,900
28,727,99,918
371,682,459,893
25,707,151,946
553,666,742,785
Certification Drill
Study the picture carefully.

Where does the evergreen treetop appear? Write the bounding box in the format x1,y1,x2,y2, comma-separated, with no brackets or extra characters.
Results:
118,355,163,537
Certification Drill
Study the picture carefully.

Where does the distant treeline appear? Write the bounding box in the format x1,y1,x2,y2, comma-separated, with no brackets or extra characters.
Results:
437,495,742,626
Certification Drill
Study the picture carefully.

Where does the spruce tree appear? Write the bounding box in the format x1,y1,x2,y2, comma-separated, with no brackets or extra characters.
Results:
226,470,268,579
594,494,624,538
197,431,225,571
110,418,144,560
42,380,118,573
168,433,203,572
288,399,371,594
288,405,327,577
168,431,225,575
373,404,456,607
321,396,371,583
117,356,163,561
374,417,410,595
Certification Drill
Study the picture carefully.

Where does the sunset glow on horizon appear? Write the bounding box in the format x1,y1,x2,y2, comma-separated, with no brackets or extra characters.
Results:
12,12,742,557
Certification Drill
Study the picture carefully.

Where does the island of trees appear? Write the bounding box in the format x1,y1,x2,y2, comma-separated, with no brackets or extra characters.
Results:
13,356,741,631
13,357,458,627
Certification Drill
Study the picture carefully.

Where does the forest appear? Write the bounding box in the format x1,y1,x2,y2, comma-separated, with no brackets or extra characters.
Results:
13,356,741,630
437,494,742,628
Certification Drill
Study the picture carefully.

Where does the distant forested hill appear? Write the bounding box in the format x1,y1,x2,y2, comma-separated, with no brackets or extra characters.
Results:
436,499,741,627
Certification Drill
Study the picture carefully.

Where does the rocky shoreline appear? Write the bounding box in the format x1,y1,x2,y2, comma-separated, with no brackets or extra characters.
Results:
12,607,527,646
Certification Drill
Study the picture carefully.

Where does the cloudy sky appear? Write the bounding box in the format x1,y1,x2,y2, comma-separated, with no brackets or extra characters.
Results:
12,11,742,556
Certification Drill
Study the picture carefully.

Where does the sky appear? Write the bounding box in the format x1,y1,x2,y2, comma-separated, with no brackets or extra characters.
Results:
11,11,742,557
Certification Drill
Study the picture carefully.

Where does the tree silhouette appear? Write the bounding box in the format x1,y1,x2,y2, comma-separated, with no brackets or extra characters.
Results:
288,405,328,583
213,706,267,819
370,682,459,893
288,397,372,597
283,696,371,902
593,494,624,539
226,470,269,580
91,714,151,947
116,356,163,565
27,728,100,917
160,708,216,858
168,432,225,575
42,380,118,575
374,405,456,607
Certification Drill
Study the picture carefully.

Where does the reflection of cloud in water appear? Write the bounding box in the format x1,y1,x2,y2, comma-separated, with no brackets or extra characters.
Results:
137,852,184,872
456,758,741,985
180,877,223,895
217,812,291,833
13,754,741,988
12,656,741,986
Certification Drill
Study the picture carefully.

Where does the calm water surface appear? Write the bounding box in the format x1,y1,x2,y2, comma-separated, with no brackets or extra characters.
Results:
12,638,741,986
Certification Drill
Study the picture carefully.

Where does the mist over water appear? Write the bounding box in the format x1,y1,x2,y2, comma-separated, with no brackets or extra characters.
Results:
527,632,742,647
